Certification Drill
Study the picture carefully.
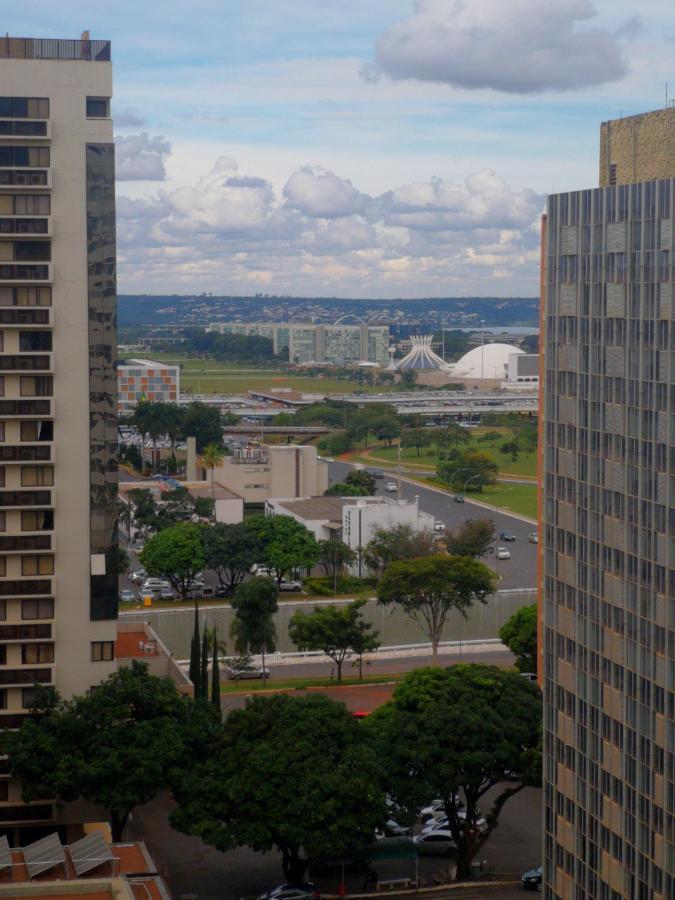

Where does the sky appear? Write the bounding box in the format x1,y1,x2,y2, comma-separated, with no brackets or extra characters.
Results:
7,1,675,298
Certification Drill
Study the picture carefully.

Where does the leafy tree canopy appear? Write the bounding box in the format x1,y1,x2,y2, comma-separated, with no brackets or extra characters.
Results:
289,600,379,681
444,518,495,558
317,539,356,580
499,603,537,674
182,401,223,452
230,577,278,678
246,514,320,584
437,448,498,492
363,523,437,573
140,523,206,598
170,694,387,884
201,521,261,595
367,665,541,879
3,662,190,841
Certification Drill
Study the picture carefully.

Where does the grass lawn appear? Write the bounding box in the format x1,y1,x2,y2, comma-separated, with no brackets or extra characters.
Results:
220,671,406,694
119,353,389,396
415,476,538,520
359,430,537,479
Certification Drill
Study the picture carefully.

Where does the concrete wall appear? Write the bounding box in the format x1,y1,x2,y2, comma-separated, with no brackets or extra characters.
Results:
120,589,537,659
207,445,328,503
599,107,675,186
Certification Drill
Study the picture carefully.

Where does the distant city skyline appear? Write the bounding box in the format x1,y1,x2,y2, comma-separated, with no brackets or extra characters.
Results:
6,1,673,297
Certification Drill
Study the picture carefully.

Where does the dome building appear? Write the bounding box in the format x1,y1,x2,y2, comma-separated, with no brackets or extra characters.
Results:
450,343,523,381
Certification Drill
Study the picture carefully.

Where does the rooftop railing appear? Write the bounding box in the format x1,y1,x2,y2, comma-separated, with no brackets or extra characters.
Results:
0,37,111,61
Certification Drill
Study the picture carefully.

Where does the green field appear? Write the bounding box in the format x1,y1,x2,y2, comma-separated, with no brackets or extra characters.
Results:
416,477,538,520
359,430,537,479
119,353,389,396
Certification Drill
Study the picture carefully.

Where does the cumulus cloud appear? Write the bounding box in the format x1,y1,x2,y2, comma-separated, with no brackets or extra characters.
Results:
365,0,630,93
116,156,544,296
283,167,371,219
115,133,171,181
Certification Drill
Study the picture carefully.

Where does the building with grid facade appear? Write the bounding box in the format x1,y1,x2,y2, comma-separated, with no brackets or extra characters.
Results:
542,109,674,899
117,358,180,414
0,36,119,835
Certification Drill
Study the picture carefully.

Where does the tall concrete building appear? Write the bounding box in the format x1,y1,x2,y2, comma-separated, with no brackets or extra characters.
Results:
0,36,118,829
542,107,674,898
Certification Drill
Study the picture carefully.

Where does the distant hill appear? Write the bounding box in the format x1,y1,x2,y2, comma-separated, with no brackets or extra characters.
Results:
117,294,539,328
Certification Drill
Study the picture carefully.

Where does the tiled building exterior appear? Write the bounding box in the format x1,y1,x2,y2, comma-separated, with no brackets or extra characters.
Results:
542,110,674,899
117,358,180,414
0,36,119,834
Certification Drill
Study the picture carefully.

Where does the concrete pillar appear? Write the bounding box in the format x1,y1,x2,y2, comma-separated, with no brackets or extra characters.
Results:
186,436,198,481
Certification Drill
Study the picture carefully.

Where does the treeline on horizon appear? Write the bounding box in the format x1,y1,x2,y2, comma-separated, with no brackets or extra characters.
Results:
118,294,540,327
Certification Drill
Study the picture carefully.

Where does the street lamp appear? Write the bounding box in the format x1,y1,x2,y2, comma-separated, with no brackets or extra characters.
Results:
462,473,483,495
446,467,469,492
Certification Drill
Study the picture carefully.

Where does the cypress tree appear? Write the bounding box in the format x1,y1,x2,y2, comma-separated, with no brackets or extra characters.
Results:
211,626,221,714
189,599,200,698
200,625,209,701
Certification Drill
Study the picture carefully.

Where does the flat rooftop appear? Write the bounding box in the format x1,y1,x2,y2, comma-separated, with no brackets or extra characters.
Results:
0,37,111,62
118,480,241,502
115,631,160,660
117,359,177,370
275,495,384,522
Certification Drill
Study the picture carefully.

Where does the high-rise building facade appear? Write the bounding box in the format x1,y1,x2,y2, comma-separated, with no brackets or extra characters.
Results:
542,108,674,899
0,36,118,828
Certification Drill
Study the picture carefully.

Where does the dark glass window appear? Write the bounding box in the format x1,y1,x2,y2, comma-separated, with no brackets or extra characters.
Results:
86,97,110,118
19,331,51,352
91,640,114,661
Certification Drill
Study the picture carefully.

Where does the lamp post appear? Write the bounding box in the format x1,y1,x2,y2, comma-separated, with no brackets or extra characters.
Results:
462,473,483,496
446,467,469,493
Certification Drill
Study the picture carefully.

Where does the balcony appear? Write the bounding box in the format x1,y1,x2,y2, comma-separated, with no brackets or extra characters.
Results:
0,263,52,284
0,308,51,326
0,36,111,62
0,623,51,641
0,490,52,509
0,120,50,140
0,445,52,463
0,666,51,685
0,579,51,596
0,399,52,416
0,535,52,552
0,217,51,237
0,354,51,372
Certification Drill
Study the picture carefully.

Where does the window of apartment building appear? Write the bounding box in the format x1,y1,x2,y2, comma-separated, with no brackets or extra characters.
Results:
0,424,4,443
0,98,49,118
0,467,4,488
0,513,5,532
0,646,6,665
21,687,39,709
21,643,52,664
20,466,53,487
19,331,51,352
0,194,51,216
19,376,52,398
21,510,53,531
0,287,51,307
20,420,52,442
0,600,5,621
0,558,5,577
21,555,53,576
86,97,110,118
91,641,114,662
0,691,5,711
22,598,53,620
11,242,50,263
0,146,49,167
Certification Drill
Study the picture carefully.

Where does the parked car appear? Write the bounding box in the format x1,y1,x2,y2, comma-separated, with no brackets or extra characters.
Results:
520,672,538,683
499,530,516,541
419,796,462,819
278,579,303,593
452,494,465,503
215,585,230,598
521,865,543,891
119,589,137,604
257,884,320,900
434,521,446,534
422,812,487,834
528,532,539,543
412,830,456,855
226,662,271,681
251,564,275,578
385,481,398,492
496,546,511,560
129,569,147,584
141,578,171,592
374,818,411,839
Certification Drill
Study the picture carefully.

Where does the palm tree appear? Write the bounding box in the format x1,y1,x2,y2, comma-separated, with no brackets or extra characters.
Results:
200,443,224,508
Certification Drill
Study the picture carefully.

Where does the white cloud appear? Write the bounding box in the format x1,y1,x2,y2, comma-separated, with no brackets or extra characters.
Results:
366,0,631,93
113,107,146,127
115,133,172,181
116,155,543,297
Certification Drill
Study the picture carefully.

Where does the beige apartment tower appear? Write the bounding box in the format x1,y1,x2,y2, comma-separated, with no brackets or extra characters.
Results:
542,107,674,898
0,37,118,831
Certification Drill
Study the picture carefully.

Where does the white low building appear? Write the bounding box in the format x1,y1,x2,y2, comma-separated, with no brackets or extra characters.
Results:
265,494,435,572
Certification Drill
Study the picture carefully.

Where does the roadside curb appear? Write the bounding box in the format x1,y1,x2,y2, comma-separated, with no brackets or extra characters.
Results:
395,475,538,525
322,877,521,898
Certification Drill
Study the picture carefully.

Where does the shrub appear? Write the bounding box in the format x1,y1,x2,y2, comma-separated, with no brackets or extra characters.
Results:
303,576,377,596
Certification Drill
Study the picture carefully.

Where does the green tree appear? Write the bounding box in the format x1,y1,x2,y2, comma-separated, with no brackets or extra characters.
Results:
378,555,496,664
230,578,278,684
363,523,437,575
444,518,496,558
126,488,158,535
399,369,417,390
170,694,386,884
211,625,221,714
130,400,153,472
201,521,261,596
324,480,370,497
247,514,320,585
437,448,498,492
345,469,376,494
317,539,356,582
201,443,225,507
189,600,201,694
194,496,215,520
4,662,189,841
499,603,537,673
368,665,541,879
401,427,433,457
140,523,206,599
200,625,210,701
500,440,520,461
182,401,223,452
289,600,379,681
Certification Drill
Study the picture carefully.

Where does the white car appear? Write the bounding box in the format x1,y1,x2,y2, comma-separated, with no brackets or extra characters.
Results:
412,830,456,854
141,577,171,591
129,569,147,584
422,812,487,834
496,546,511,560
278,579,303,593
434,521,445,534
119,588,137,603
385,481,398,492
528,532,539,543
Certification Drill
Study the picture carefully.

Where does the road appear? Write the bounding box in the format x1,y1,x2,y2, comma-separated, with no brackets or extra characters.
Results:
328,461,538,590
